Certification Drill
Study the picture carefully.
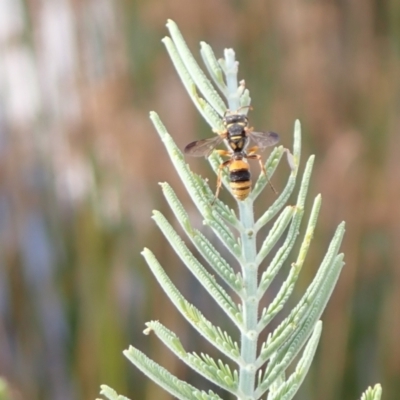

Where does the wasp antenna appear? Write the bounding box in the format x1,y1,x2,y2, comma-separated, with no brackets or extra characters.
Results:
236,105,253,114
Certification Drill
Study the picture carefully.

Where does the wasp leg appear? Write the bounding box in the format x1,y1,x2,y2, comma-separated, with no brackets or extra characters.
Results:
246,151,265,175
215,149,232,157
212,157,232,205
247,151,277,194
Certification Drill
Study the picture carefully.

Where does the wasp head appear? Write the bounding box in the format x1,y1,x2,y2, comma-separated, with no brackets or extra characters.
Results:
223,113,248,127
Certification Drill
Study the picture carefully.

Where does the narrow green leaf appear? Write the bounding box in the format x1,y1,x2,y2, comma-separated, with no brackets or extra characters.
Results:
223,49,241,111
166,20,227,116
265,321,322,400
295,223,346,313
255,120,302,230
255,206,295,267
204,217,242,259
251,145,285,201
142,248,240,362
99,385,131,400
160,182,243,292
257,207,303,304
192,174,241,229
239,88,251,109
267,373,285,399
258,155,315,299
152,211,242,326
145,321,239,395
258,194,321,328
200,42,227,94
257,251,344,369
293,194,321,270
258,322,297,367
360,384,382,400
292,120,302,170
295,156,315,209
144,321,186,355
256,317,322,399
150,111,211,212
162,38,224,130
124,347,209,400
187,353,239,394
150,112,241,258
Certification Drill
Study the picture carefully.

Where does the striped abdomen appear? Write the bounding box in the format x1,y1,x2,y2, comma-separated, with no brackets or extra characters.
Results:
229,159,251,201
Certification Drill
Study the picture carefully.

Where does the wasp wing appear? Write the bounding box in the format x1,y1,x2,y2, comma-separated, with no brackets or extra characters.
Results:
184,135,224,157
249,131,279,150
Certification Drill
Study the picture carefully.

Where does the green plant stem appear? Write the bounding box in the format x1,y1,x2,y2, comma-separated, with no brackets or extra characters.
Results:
238,198,258,397
223,49,259,398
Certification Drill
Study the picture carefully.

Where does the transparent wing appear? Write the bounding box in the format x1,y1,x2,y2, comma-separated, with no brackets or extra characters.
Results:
184,135,224,157
249,131,279,150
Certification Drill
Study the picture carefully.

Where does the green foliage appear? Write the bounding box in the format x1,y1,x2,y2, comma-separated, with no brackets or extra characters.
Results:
99,20,382,400
0,378,11,400
360,385,382,400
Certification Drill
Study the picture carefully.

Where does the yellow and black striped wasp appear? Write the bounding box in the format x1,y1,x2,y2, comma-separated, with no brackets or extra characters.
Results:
184,110,279,201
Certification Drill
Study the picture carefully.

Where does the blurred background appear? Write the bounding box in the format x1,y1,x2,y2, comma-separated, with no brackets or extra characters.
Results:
0,0,399,399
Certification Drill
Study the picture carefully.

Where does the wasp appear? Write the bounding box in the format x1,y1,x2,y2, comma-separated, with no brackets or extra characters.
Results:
184,110,279,201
